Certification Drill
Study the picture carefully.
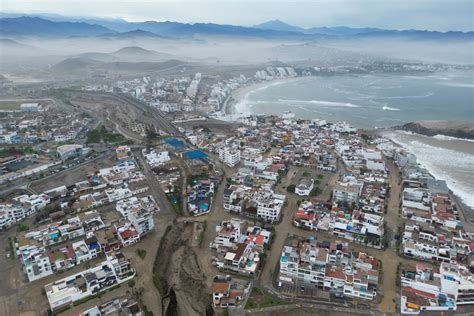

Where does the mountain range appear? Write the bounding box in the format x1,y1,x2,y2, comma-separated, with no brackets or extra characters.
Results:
0,15,473,40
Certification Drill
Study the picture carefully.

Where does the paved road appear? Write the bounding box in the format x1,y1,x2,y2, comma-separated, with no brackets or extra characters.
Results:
133,148,176,217
256,156,405,314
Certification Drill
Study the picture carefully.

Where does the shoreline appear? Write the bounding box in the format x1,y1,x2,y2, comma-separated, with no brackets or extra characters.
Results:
223,77,306,116
218,77,474,217
379,130,474,218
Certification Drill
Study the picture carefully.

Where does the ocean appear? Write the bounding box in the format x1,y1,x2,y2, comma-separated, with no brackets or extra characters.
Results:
383,131,474,209
232,70,474,209
234,70,474,129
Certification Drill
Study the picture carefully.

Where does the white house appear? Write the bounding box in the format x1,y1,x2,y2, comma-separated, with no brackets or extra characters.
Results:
295,179,314,196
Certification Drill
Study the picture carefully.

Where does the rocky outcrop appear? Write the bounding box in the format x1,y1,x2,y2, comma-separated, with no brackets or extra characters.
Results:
398,120,474,140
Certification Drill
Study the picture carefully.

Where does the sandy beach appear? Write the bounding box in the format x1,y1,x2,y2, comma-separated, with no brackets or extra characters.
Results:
223,77,305,115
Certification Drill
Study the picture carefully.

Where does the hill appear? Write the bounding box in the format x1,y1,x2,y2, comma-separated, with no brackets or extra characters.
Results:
0,16,114,37
398,121,474,140
75,46,175,63
1,15,472,41
50,57,186,77
255,20,305,33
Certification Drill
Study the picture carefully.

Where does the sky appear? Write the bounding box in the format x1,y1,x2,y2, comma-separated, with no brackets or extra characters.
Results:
1,0,473,31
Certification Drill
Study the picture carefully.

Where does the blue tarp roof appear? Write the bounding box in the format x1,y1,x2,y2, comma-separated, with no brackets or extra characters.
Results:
165,137,184,148
183,150,208,160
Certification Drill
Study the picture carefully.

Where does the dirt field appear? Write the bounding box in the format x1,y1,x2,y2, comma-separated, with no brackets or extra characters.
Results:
175,118,243,135
31,152,116,192
154,220,212,316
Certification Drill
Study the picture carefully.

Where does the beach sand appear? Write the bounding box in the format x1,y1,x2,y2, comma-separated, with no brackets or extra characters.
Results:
224,77,304,115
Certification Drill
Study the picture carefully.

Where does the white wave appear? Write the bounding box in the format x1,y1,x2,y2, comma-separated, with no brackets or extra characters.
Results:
382,106,401,111
278,99,362,108
375,92,434,100
433,134,474,143
438,82,474,88
387,133,474,208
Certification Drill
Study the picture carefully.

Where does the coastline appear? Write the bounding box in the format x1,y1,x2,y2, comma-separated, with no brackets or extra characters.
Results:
380,130,474,221
219,77,474,220
223,77,305,116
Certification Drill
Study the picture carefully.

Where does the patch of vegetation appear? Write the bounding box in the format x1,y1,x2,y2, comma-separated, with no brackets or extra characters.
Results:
286,184,296,193
7,236,16,259
0,146,37,158
16,223,29,232
152,225,172,295
302,171,310,177
137,249,147,260
197,220,207,248
166,185,183,215
245,287,289,309
86,124,125,144
309,185,322,196
0,102,20,110
142,305,154,316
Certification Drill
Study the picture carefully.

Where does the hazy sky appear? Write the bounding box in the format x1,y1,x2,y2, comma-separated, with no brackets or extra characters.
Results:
2,0,473,31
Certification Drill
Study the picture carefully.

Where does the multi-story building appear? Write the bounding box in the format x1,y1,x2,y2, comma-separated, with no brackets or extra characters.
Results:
0,203,27,229
219,148,241,167
295,178,314,196
255,190,285,223
279,237,379,300
57,144,85,161
45,253,135,312
332,182,361,204
212,275,249,308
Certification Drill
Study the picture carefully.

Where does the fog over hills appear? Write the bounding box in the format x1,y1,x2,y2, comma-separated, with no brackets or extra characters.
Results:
0,13,472,84
1,15,472,41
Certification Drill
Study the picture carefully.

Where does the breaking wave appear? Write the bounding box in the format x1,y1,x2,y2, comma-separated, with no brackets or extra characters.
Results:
278,99,362,108
382,106,401,111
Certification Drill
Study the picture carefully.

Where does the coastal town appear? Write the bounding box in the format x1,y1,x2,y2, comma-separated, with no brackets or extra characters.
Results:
0,72,473,316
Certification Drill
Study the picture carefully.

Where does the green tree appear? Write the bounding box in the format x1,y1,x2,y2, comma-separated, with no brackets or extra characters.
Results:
286,184,296,193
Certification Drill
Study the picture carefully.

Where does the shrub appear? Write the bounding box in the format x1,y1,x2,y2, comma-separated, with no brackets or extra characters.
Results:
286,184,296,193
137,249,147,260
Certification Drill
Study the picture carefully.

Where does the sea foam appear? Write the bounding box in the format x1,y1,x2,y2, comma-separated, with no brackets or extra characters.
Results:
387,132,474,208
382,106,401,111
278,99,362,108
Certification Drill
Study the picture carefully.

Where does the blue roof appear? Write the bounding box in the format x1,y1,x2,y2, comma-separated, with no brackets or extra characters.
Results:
165,137,184,148
183,150,208,160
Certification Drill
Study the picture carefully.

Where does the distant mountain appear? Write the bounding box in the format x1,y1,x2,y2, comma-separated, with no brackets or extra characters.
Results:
256,20,473,39
352,29,474,41
99,29,163,39
306,26,383,36
255,20,305,33
0,16,114,37
1,15,472,41
100,20,309,39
